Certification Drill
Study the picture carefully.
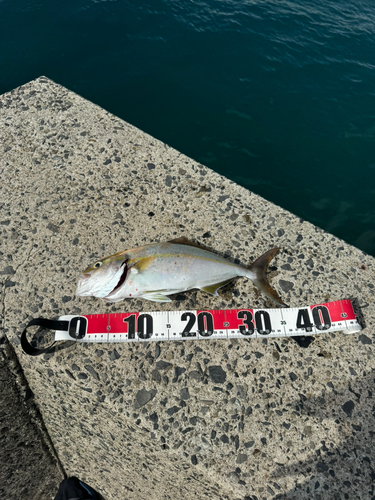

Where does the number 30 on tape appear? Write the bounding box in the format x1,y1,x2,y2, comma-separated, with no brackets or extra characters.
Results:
54,299,362,344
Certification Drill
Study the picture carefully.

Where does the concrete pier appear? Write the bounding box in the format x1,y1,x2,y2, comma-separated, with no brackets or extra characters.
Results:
1,77,374,500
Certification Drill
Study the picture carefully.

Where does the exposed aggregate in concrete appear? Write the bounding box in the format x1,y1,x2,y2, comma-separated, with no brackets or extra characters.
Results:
1,77,375,499
0,336,63,499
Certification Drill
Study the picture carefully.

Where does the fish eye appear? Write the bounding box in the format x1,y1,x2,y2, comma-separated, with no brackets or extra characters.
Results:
94,261,103,268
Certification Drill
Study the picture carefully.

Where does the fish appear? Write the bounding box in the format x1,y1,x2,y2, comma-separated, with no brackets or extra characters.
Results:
75,237,287,307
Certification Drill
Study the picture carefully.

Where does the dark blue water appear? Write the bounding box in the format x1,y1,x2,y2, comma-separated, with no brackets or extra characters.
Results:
1,0,375,255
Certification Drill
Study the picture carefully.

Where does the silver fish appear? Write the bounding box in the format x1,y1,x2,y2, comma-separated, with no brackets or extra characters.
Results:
76,238,287,307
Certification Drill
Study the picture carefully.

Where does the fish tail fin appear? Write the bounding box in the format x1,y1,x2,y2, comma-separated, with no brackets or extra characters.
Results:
248,248,288,308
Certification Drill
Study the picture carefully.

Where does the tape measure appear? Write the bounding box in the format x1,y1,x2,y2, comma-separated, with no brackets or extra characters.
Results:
57,298,361,341
20,299,363,355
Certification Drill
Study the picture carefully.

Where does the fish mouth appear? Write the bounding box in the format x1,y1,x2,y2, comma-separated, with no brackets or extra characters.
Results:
76,260,129,298
76,274,95,296
106,260,129,297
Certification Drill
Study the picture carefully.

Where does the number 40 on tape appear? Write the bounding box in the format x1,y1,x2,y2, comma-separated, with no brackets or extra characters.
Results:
55,299,362,344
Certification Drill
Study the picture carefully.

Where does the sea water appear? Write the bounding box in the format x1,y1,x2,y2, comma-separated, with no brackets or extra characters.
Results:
1,0,374,255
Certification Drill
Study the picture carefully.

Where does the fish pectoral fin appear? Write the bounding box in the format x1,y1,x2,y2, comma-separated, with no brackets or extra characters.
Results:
200,279,233,296
141,291,172,303
131,256,155,273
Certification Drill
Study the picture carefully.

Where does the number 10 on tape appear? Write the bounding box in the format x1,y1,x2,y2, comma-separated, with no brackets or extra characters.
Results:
55,299,362,344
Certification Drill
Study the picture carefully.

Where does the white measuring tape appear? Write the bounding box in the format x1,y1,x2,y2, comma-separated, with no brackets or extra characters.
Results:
53,299,362,345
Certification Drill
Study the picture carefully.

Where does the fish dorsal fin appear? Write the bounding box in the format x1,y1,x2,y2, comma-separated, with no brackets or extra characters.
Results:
200,279,233,297
168,237,206,249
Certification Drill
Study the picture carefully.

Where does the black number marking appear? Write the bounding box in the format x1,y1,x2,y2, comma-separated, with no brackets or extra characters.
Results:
137,313,153,339
296,309,313,332
255,310,272,335
198,312,214,337
181,312,197,337
123,314,136,339
237,310,254,336
312,305,331,330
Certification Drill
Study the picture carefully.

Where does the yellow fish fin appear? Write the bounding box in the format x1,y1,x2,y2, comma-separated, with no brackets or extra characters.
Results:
200,279,233,296
141,291,172,303
132,256,155,273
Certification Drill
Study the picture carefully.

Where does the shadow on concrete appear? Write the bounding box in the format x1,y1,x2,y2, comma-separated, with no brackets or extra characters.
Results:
271,371,375,500
0,336,64,500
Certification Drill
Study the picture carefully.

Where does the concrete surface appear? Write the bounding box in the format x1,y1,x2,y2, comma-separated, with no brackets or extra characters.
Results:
1,76,374,500
0,336,64,499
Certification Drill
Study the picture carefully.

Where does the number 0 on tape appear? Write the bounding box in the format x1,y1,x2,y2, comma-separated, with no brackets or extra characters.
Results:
54,299,362,344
